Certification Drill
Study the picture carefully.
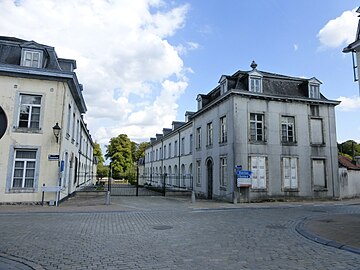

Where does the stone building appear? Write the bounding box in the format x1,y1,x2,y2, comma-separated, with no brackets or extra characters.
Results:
145,61,340,202
0,36,96,204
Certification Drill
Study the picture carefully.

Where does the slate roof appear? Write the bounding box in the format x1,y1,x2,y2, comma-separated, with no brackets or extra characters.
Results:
197,67,330,107
0,36,75,72
338,155,360,170
0,36,87,113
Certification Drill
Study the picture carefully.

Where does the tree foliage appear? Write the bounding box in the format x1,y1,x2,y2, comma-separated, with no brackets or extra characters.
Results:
93,141,108,180
134,141,151,162
106,134,133,178
338,140,360,158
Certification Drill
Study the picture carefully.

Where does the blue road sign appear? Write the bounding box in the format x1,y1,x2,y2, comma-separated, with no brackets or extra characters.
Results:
237,170,252,178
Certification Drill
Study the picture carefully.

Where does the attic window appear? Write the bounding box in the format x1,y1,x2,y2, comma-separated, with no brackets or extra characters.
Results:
196,95,202,110
249,77,262,93
309,84,320,99
21,49,43,68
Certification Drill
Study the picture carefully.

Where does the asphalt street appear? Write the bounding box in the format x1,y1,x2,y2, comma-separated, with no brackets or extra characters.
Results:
0,196,359,269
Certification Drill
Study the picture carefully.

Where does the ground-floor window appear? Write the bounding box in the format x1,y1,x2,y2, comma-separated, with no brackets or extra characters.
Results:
312,159,326,189
220,156,227,187
196,160,201,186
282,157,298,190
12,149,37,188
250,156,266,189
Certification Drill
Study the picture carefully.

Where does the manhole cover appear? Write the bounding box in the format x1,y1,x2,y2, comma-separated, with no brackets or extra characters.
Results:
318,219,333,223
152,225,173,230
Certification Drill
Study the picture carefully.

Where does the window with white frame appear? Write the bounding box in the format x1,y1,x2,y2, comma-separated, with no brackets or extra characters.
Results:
174,140,178,157
22,50,42,68
250,156,266,189
250,113,264,141
189,134,193,153
282,157,298,189
12,149,37,188
220,156,227,187
309,84,320,99
168,143,172,158
18,94,41,129
196,160,201,185
156,149,158,161
71,113,76,142
66,105,71,137
181,137,185,155
163,145,167,159
220,116,227,143
310,105,319,117
206,122,213,146
196,127,201,149
250,77,262,93
281,116,295,143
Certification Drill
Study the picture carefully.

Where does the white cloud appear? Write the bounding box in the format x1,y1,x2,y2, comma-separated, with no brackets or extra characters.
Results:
336,96,360,111
0,0,195,144
318,8,358,49
293,44,298,51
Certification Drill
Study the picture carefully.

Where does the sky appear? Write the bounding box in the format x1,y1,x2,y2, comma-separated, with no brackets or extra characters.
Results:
0,0,360,146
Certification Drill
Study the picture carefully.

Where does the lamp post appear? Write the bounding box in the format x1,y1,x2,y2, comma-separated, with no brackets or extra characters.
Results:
52,122,61,143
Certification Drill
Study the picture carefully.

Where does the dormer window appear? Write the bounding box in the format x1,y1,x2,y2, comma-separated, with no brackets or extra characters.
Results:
309,84,320,99
250,77,262,93
21,49,43,68
196,95,202,110
218,75,228,94
308,78,322,99
248,61,263,93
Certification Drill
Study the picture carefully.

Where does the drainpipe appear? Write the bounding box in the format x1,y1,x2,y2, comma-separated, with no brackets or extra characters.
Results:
328,106,336,198
178,130,181,187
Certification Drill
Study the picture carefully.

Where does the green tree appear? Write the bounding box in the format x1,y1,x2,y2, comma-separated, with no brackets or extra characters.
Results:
105,134,133,178
134,141,150,162
338,140,360,158
93,142,108,180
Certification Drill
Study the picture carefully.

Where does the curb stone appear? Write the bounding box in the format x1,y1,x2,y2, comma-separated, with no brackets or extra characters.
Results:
0,253,45,270
295,217,360,255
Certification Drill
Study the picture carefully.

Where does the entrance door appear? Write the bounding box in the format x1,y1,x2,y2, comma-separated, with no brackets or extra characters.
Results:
207,159,213,199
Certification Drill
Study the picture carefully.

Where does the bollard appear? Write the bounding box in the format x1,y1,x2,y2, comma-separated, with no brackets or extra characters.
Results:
233,191,238,204
191,191,196,203
105,191,111,205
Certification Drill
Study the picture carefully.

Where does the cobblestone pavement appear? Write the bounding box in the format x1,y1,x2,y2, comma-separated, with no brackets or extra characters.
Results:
0,197,359,269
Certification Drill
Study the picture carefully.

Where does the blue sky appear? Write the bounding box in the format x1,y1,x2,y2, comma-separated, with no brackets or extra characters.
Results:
0,0,359,144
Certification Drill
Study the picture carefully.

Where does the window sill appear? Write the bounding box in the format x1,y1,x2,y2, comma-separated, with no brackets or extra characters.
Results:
219,141,227,146
8,188,35,193
220,186,227,191
310,143,326,147
13,127,42,134
206,144,213,149
281,142,297,146
283,188,299,192
249,140,266,145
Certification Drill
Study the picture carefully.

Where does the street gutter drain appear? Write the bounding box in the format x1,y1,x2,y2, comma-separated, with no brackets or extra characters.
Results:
153,225,173,230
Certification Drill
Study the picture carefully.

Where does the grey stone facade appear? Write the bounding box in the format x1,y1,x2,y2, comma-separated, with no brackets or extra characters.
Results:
145,62,340,202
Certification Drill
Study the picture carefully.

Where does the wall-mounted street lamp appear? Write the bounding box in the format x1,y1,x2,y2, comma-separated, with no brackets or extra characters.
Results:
52,122,61,143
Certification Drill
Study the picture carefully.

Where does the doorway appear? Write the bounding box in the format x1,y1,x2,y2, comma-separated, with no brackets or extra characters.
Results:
207,159,213,199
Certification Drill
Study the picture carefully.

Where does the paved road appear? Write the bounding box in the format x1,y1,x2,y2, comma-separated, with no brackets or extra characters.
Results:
0,196,359,269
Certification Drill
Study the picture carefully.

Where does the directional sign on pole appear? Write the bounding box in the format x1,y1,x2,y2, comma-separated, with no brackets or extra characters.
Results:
237,170,252,187
237,170,252,178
